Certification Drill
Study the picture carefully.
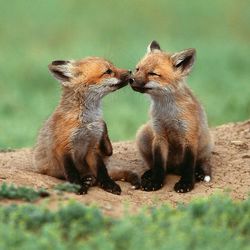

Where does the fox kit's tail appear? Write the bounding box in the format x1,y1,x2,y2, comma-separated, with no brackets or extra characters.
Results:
108,169,141,189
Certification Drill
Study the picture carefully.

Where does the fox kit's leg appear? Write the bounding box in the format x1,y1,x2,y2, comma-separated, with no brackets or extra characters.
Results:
141,136,168,191
137,124,168,191
100,122,140,189
174,146,196,193
136,124,154,168
99,122,113,156
63,154,94,194
85,150,121,195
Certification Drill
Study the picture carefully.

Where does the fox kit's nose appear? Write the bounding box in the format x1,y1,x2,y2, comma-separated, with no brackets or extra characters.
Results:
127,70,134,84
129,78,134,84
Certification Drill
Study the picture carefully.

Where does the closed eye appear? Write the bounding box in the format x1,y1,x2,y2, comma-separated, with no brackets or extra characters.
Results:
148,72,161,76
104,69,113,75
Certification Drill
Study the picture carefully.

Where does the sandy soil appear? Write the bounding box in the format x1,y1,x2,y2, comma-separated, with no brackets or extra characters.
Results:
0,120,249,217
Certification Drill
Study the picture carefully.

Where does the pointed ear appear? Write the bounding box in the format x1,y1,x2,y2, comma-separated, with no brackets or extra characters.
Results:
48,60,74,86
147,40,161,53
171,48,196,76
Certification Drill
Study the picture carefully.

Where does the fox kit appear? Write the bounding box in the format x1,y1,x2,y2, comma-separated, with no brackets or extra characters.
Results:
130,41,213,193
33,57,139,195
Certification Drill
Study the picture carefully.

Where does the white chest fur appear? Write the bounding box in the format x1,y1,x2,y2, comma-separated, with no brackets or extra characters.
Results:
150,95,187,134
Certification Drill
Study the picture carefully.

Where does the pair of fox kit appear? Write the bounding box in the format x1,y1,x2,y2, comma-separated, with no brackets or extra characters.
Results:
33,41,213,195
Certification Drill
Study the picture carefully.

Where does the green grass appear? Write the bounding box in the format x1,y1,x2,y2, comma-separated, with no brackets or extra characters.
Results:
0,195,249,250
0,183,49,202
0,0,249,148
54,182,81,194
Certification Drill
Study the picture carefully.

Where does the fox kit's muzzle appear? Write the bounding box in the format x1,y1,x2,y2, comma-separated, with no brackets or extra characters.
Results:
115,71,131,89
130,78,150,93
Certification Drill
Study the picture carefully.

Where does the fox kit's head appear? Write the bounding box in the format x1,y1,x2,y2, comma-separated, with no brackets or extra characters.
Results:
48,57,130,98
130,41,196,96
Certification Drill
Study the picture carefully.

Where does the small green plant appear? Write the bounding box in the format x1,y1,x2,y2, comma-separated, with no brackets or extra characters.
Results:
54,182,81,193
0,195,249,250
0,183,49,201
0,149,15,153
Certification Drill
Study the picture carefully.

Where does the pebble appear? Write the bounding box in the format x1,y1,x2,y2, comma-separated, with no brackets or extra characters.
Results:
204,176,211,182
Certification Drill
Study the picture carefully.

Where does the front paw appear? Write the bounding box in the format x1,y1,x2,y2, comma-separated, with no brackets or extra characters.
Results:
78,185,89,195
141,170,163,191
100,179,121,195
174,179,194,193
82,175,96,186
141,169,153,181
77,175,96,195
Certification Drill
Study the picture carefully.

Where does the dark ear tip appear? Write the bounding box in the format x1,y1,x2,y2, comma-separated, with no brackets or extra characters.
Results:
150,40,161,50
188,48,196,56
151,40,159,46
51,60,69,66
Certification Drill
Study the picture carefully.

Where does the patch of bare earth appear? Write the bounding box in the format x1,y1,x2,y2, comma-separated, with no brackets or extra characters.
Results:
0,120,249,217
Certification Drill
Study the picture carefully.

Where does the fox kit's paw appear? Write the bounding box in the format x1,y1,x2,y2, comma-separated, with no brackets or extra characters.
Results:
129,173,141,190
141,169,164,191
131,180,141,190
82,175,96,186
174,179,194,193
195,171,205,182
77,175,96,195
195,167,211,183
78,185,89,195
100,179,121,195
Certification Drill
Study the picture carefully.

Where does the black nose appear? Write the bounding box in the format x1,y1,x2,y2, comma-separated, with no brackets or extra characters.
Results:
129,78,134,84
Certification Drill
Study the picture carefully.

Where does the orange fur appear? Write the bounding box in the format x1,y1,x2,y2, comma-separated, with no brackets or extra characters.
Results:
33,57,139,193
131,41,213,192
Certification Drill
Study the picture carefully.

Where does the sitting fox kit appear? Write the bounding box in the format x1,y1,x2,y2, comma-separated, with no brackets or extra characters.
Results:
33,57,139,195
130,41,213,193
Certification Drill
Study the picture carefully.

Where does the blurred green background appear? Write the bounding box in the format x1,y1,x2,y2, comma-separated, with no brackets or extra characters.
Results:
0,0,249,148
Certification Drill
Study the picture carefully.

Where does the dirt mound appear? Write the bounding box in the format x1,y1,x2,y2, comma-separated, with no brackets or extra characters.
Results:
0,120,249,216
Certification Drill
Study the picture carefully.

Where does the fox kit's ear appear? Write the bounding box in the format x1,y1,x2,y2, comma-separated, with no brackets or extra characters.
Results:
171,48,196,76
147,40,161,53
48,60,74,86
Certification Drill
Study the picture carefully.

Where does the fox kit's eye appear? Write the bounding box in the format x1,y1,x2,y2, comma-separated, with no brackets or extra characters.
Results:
136,67,139,72
148,72,161,77
104,69,113,75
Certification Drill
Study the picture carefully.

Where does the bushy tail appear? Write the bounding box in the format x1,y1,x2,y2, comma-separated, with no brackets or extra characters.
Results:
108,169,141,189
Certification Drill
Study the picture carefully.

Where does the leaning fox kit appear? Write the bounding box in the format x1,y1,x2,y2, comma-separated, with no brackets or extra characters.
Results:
130,41,213,193
33,57,139,195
